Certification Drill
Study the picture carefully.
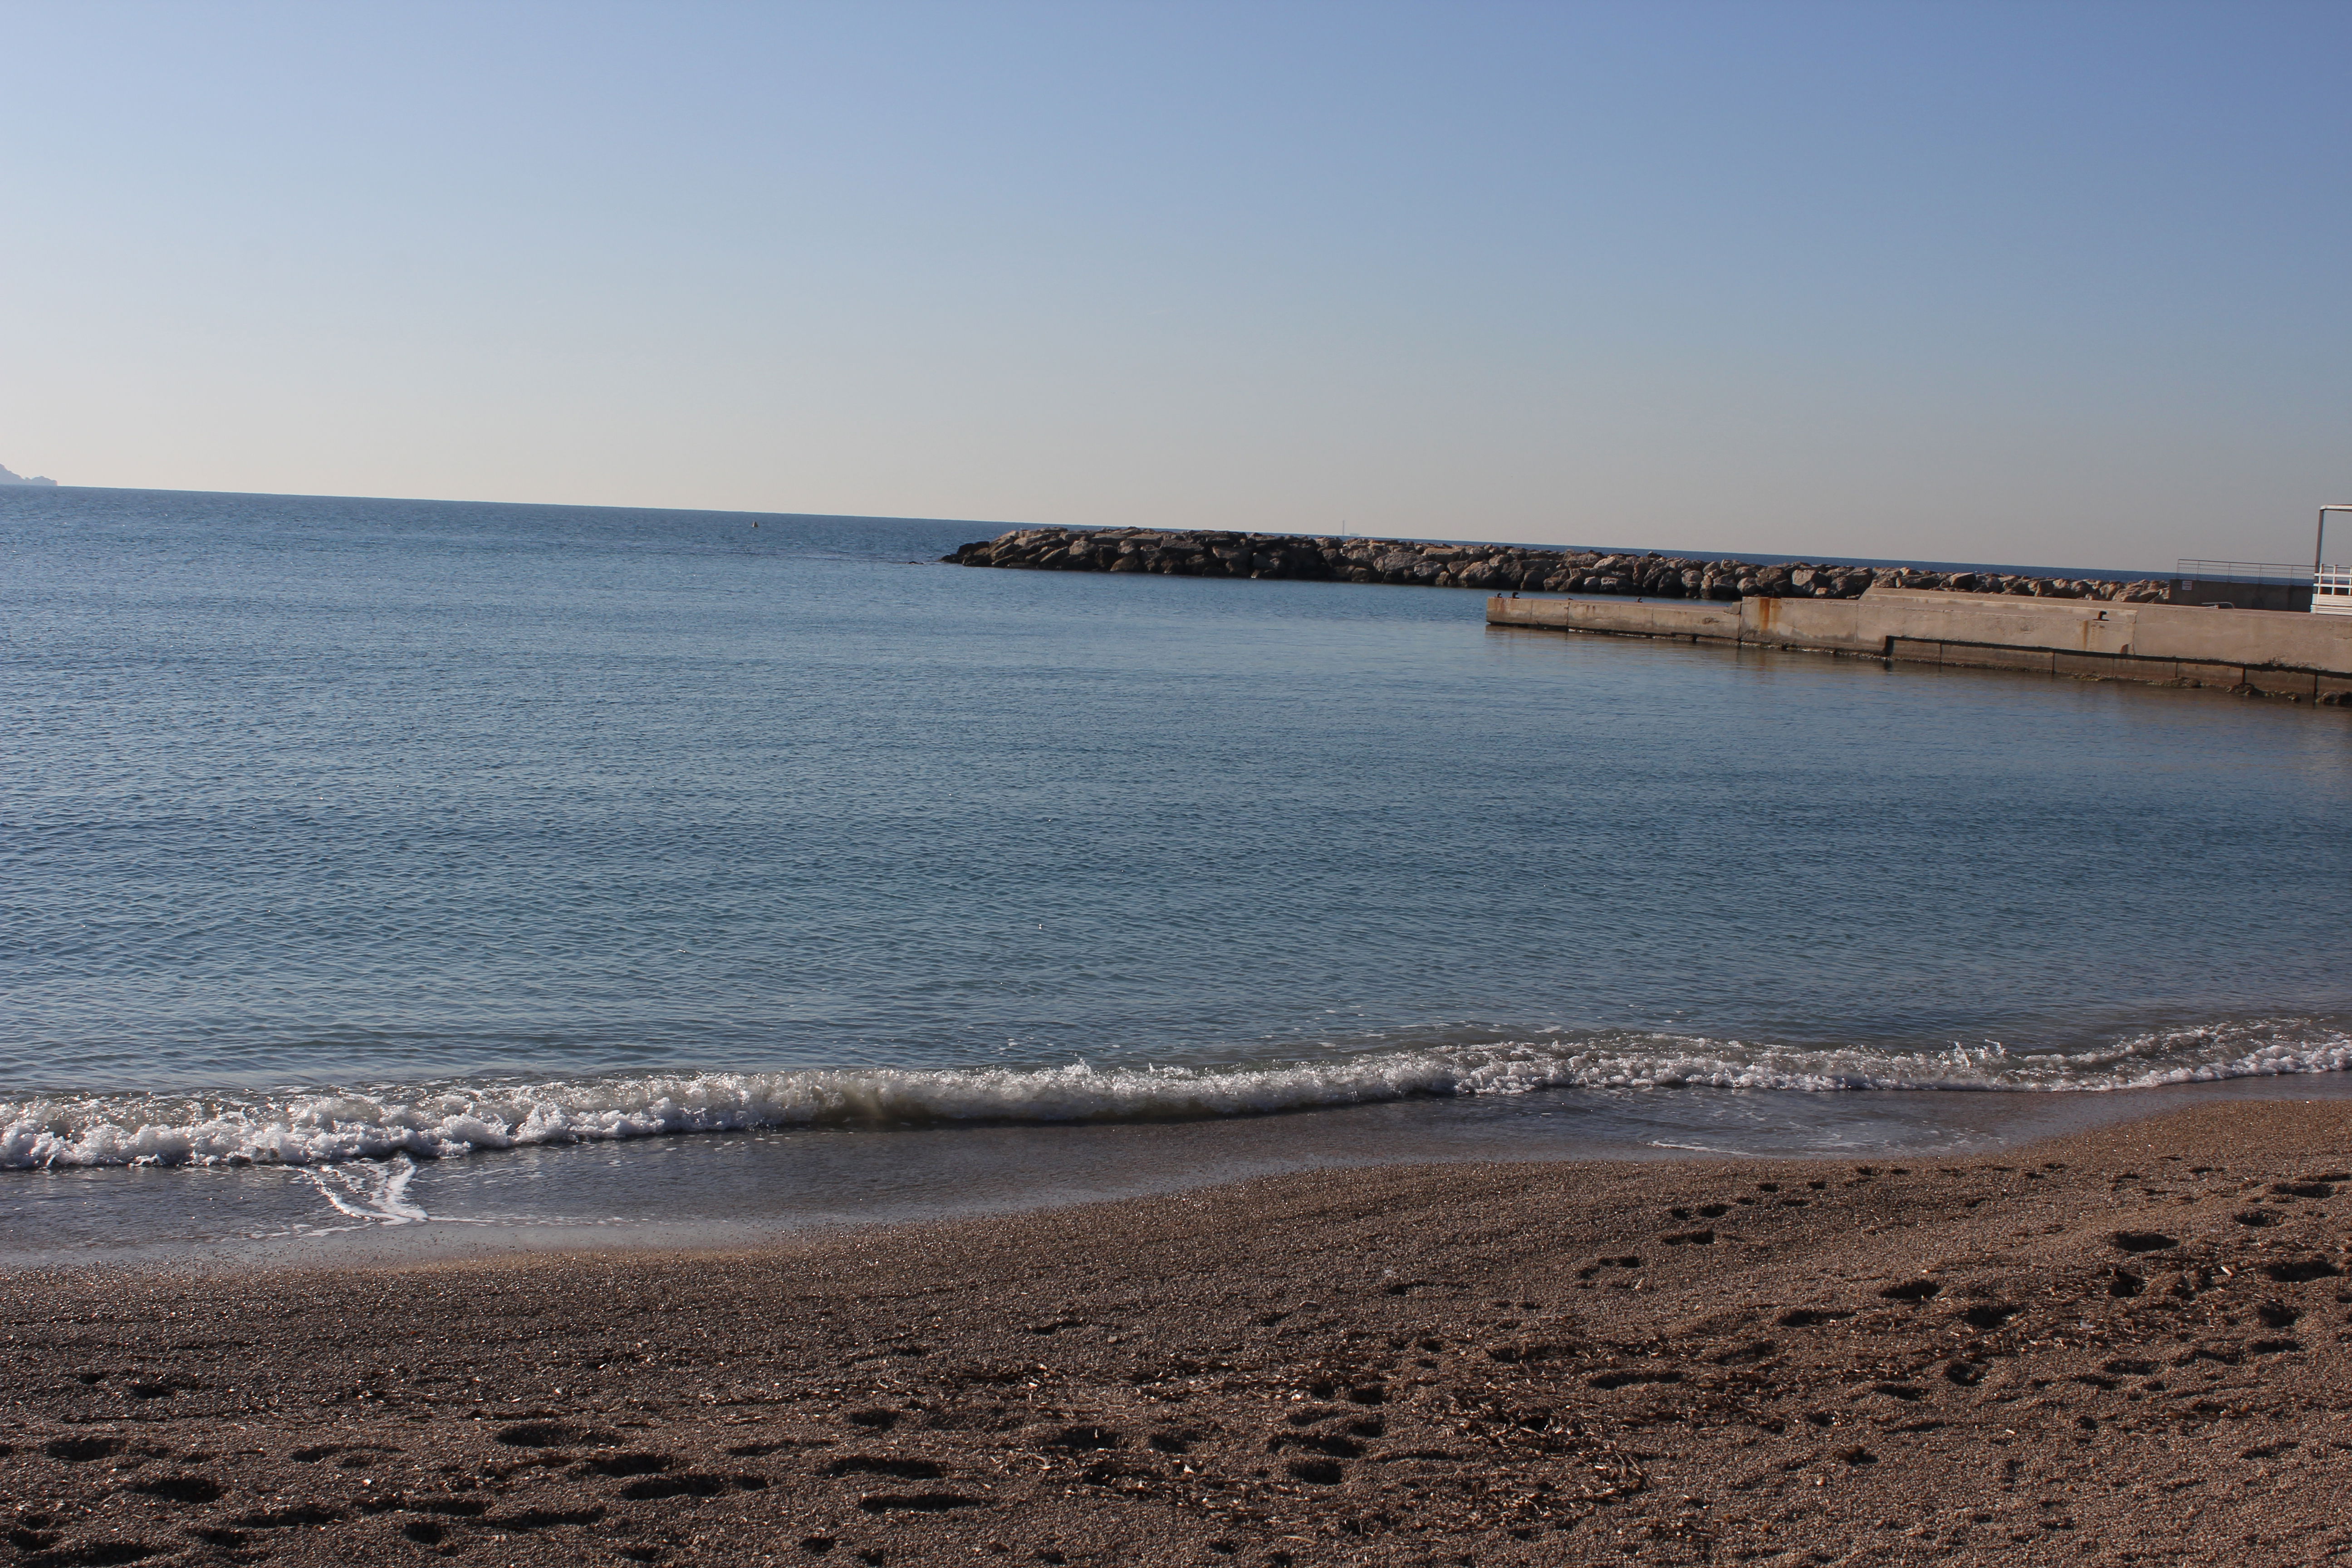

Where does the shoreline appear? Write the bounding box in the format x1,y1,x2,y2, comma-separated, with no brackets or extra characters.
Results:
14,1071,2352,1275
6,1098,2350,1564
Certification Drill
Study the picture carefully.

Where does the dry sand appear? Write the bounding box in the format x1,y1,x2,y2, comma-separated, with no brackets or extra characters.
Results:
5,1098,2352,1567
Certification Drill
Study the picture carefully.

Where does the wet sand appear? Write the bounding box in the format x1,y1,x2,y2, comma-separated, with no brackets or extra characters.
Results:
5,1098,2350,1566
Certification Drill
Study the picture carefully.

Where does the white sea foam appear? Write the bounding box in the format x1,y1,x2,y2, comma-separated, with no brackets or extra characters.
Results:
295,1156,427,1224
4,1018,2348,1169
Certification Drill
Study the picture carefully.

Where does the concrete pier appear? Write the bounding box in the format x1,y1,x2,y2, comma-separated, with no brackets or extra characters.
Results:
1488,587,2352,702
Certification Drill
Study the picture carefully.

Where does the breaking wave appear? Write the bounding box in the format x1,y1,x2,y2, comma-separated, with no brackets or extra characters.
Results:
5,1017,2348,1169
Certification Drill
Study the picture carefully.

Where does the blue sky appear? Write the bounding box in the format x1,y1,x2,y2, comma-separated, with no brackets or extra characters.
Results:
2,0,2347,568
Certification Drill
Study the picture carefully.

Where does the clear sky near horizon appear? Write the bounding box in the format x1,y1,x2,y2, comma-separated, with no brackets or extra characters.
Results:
1,0,2347,571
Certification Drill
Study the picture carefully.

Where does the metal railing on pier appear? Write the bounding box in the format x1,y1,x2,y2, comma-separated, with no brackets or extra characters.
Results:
2176,559,2316,584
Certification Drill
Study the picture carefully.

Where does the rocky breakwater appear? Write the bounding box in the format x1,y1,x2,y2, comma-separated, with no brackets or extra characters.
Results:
944,527,2176,603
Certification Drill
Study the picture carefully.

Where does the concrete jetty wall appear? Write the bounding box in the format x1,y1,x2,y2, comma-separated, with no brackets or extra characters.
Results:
1488,588,2352,703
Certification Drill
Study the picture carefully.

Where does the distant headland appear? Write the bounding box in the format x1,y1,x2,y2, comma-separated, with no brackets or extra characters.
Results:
0,461,57,486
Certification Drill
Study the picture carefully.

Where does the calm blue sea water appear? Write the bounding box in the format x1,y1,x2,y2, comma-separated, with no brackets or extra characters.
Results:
5,487,2351,1255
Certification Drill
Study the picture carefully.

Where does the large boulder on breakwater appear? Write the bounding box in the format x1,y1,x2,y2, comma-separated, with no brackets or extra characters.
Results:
942,528,2176,604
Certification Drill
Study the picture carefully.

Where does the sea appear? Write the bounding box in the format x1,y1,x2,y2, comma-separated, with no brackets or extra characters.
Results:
6,486,2351,1267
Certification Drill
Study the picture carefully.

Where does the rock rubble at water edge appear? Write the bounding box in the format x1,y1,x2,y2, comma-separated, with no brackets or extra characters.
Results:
944,526,2178,603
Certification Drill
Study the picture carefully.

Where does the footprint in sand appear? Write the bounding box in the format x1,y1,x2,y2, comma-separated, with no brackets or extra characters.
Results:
858,1491,985,1514
1587,1369,1684,1390
494,1421,617,1448
127,1475,221,1504
232,1504,345,1527
1878,1279,1942,1302
484,1504,608,1529
617,1473,766,1500
55,1540,169,1562
1049,1425,1125,1451
825,1457,946,1480
43,1436,122,1463
2110,1231,2179,1254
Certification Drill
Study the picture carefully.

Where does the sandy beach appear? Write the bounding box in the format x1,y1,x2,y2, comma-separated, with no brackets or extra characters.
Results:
5,1098,2350,1567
